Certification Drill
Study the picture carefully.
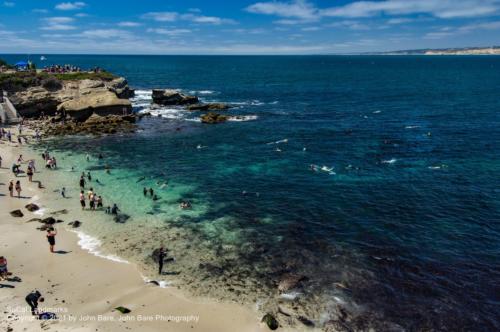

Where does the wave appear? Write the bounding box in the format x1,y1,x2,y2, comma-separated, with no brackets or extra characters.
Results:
138,108,186,120
405,125,420,129
188,90,215,95
381,158,397,164
228,115,258,122
141,276,171,288
75,231,129,264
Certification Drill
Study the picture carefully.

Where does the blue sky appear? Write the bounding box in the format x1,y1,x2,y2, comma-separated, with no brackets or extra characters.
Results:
1,0,500,54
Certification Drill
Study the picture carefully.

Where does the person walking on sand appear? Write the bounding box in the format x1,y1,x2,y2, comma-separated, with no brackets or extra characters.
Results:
46,227,57,253
25,290,44,315
27,165,34,182
0,256,8,281
61,187,66,198
0,155,2,168
89,193,95,210
111,203,119,215
15,180,21,198
87,172,92,182
8,180,14,197
79,175,86,189
158,247,166,275
79,190,86,210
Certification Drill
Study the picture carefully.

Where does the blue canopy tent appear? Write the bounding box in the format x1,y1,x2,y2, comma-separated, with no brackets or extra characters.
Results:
14,61,29,70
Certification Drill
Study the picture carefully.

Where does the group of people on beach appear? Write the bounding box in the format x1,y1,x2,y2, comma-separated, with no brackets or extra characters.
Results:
42,64,81,73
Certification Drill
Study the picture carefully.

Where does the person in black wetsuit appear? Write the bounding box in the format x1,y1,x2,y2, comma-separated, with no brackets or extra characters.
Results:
143,187,147,196
149,188,154,197
25,290,44,315
79,176,86,189
111,204,119,215
158,247,166,275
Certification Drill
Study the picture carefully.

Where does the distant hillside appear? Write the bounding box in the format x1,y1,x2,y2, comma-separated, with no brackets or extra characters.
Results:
371,46,500,55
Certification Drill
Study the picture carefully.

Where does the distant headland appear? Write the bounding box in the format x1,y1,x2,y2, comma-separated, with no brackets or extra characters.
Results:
368,46,500,55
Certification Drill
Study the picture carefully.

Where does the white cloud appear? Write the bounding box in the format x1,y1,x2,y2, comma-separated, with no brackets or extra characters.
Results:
301,26,321,31
424,20,500,39
80,29,132,39
147,28,192,36
246,0,500,22
40,16,76,30
142,11,236,25
55,2,86,11
3,1,15,7
321,0,500,19
118,21,141,27
141,12,178,22
326,20,370,30
246,0,318,21
75,13,88,17
33,8,49,13
387,18,415,25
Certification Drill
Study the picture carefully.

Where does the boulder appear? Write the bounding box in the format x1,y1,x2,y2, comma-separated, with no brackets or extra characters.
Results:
41,217,56,225
69,220,82,228
187,103,230,111
57,90,132,121
200,112,228,124
114,306,131,314
261,314,279,330
152,89,198,105
10,210,24,218
25,203,40,212
277,274,307,292
106,77,134,98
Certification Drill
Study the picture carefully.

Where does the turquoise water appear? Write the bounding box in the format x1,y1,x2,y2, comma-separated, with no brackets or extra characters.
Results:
4,55,499,330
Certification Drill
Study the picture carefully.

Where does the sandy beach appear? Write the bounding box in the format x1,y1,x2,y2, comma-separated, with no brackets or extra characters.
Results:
0,126,270,332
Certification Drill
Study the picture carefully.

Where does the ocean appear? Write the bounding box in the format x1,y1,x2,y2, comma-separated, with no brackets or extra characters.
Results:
2,54,499,330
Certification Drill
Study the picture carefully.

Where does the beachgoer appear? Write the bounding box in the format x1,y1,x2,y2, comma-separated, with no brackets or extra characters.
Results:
86,154,90,162
87,172,91,182
8,180,14,197
15,180,21,198
46,227,57,253
105,206,111,214
149,188,154,197
143,187,147,196
158,247,166,275
38,181,44,189
79,176,86,189
97,196,103,208
89,194,95,210
61,187,66,198
87,187,94,200
111,204,119,215
0,256,8,280
17,154,23,163
0,155,2,168
25,291,44,315
79,191,86,210
27,165,33,182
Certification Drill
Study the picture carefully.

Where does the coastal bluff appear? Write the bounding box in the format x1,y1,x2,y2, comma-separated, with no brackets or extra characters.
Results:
1,71,134,121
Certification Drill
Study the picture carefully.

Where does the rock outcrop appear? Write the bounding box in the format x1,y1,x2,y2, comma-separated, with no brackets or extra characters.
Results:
25,203,40,212
152,89,198,105
200,112,228,124
10,210,24,217
187,103,230,111
10,77,133,121
57,90,132,121
35,114,136,136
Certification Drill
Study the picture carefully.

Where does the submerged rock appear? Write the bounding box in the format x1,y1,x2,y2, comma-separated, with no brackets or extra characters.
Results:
51,209,68,215
187,103,230,111
200,112,228,124
152,89,198,105
25,203,40,212
261,313,279,330
114,214,130,223
69,220,82,228
277,274,307,292
10,210,24,218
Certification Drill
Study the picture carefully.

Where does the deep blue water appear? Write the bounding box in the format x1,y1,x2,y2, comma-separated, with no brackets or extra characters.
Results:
3,54,500,330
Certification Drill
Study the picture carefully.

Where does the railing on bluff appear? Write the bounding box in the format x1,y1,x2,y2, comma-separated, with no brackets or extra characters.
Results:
0,91,22,124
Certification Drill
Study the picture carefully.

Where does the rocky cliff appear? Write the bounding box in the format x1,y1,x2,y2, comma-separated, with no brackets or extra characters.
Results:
7,75,134,121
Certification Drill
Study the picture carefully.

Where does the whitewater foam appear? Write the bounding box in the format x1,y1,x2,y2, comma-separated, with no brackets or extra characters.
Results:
75,231,129,264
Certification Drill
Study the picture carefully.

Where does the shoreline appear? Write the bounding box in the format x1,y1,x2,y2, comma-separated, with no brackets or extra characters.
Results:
0,126,271,332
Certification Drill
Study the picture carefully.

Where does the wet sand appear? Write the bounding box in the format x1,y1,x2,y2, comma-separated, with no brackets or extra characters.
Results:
0,127,270,332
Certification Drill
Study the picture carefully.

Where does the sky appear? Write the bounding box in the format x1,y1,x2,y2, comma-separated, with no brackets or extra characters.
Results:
1,0,500,54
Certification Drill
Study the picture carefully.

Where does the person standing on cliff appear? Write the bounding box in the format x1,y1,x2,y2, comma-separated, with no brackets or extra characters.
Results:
158,247,166,275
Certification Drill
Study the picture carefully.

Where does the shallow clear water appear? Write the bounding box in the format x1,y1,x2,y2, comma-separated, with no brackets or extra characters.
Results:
5,54,499,330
